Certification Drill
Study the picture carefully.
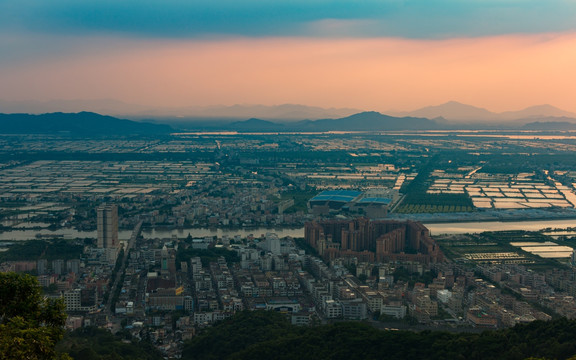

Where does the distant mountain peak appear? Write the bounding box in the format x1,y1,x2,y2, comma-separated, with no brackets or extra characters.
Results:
500,104,576,120
346,111,383,118
229,118,284,130
295,111,437,131
442,100,476,107
403,101,494,121
524,104,558,111
423,101,484,109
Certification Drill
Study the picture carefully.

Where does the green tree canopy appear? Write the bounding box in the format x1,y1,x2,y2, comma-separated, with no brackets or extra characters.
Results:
0,272,69,359
182,311,576,360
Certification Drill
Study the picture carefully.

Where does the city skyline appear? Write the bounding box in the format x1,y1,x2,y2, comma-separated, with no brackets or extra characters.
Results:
0,1,575,115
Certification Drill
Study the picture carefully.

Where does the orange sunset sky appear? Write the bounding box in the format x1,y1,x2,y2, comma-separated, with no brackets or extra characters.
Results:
1,1,575,114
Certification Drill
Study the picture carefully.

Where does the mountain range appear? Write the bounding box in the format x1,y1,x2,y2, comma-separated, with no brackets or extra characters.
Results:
2,99,575,123
228,112,438,131
0,111,438,134
391,101,576,122
1,102,576,135
0,99,360,120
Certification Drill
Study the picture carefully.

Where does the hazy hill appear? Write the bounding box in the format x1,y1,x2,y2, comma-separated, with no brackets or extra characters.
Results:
400,101,495,121
393,101,576,123
0,112,172,135
213,111,438,131
0,99,361,120
180,104,362,120
294,111,438,131
5,99,576,126
0,99,153,116
500,104,576,120
229,118,285,130
221,105,576,131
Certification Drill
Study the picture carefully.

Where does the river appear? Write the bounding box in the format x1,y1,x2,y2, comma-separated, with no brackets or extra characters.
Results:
1,218,576,241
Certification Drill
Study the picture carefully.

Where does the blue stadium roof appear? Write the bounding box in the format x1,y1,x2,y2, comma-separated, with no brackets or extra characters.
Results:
310,190,362,203
358,197,392,205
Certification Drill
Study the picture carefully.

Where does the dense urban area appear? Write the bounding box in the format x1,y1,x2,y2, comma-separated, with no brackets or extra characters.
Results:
4,129,576,358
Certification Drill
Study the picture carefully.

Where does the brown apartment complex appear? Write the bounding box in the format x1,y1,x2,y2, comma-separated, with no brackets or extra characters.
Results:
305,218,444,264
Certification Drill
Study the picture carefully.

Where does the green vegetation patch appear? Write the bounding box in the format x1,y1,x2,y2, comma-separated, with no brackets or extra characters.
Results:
279,190,316,213
0,239,83,262
182,310,576,360
57,327,162,360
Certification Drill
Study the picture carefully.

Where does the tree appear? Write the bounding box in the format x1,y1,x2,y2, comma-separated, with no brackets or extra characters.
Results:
0,272,70,359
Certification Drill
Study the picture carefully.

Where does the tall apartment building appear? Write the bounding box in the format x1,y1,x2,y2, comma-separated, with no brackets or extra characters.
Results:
52,259,65,275
305,218,444,264
97,204,118,249
63,288,98,312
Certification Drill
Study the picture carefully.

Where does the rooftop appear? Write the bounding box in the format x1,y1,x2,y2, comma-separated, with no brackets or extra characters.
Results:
309,190,362,203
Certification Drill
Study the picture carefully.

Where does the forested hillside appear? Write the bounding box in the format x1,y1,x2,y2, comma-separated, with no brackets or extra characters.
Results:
183,311,576,360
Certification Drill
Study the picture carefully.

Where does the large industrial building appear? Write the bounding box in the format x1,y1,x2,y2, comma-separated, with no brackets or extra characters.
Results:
308,189,397,218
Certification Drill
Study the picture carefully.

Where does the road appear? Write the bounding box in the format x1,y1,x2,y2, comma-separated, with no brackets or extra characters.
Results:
106,220,143,315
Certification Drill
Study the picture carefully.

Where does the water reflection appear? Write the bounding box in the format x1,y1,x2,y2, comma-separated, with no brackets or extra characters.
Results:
424,219,576,235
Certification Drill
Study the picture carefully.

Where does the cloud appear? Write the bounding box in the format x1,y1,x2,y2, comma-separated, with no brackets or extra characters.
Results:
1,0,576,39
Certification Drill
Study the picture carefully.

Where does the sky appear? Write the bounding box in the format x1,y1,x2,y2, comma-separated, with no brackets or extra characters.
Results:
1,0,576,113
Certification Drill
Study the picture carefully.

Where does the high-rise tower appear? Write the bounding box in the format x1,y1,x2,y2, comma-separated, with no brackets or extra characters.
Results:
97,204,118,249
